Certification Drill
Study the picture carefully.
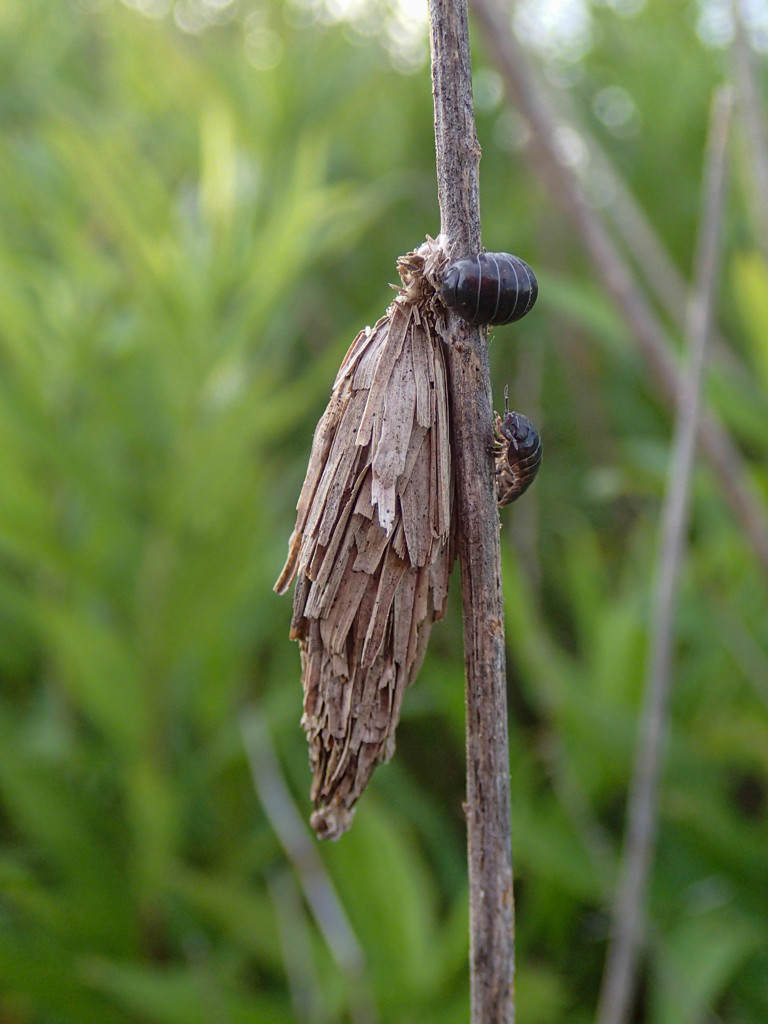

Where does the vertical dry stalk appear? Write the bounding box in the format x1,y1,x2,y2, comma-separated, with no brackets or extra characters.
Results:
731,0,768,258
428,0,516,1020
596,88,733,1024
470,0,768,583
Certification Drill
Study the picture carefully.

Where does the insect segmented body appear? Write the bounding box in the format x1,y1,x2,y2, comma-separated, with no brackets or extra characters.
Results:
494,388,542,506
440,251,538,326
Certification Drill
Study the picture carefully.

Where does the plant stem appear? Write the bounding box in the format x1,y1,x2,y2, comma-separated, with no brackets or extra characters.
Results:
470,0,768,584
240,711,378,1024
428,1,515,1020
732,0,768,261
596,87,733,1024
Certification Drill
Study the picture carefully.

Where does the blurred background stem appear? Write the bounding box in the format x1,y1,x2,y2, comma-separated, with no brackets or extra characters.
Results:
596,86,733,1024
471,0,768,581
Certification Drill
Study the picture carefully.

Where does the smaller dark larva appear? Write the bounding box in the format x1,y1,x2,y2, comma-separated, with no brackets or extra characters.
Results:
440,252,538,326
494,387,542,507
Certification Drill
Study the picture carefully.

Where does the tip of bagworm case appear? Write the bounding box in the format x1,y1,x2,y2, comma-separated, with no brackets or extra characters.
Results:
310,804,356,841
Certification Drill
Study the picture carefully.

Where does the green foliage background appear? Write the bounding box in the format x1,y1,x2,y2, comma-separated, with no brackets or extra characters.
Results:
0,0,767,1021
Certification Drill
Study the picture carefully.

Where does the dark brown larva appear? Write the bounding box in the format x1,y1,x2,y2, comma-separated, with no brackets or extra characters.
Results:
494,388,542,506
440,252,538,326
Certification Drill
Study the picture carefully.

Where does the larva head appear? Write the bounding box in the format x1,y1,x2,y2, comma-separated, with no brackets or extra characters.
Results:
499,410,539,453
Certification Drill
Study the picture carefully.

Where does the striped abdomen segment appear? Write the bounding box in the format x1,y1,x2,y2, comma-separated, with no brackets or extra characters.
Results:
440,252,538,326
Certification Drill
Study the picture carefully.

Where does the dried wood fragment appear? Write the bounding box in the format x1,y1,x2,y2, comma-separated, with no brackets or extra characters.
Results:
275,237,455,840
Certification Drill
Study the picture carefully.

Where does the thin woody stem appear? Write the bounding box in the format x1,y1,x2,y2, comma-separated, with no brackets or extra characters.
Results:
596,87,733,1024
428,0,516,1020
